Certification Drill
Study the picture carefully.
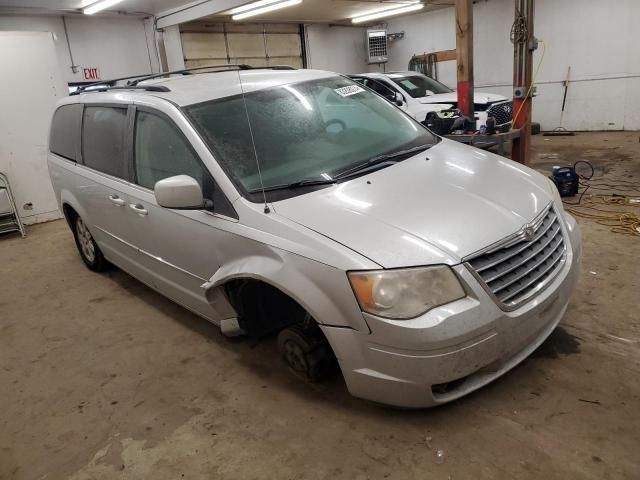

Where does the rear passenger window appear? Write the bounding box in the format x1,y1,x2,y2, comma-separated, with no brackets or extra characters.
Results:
82,106,127,178
50,104,82,161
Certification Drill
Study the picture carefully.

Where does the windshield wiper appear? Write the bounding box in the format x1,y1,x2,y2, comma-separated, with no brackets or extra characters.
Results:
247,144,433,194
333,144,432,180
248,177,337,194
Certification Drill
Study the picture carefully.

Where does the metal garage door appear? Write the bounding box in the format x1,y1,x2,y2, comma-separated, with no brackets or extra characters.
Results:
180,23,304,69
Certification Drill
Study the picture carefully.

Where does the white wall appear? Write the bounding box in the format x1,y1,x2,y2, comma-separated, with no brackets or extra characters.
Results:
385,0,640,131
0,32,67,225
306,24,369,74
0,15,159,84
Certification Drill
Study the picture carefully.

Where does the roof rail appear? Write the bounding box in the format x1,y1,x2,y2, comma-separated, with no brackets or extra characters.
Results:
71,64,297,95
69,85,171,96
127,63,296,86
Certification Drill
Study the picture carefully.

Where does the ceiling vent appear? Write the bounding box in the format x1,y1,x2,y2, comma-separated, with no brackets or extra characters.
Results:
366,29,388,64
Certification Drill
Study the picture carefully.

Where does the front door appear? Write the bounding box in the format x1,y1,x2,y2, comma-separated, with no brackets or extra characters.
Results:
120,107,238,321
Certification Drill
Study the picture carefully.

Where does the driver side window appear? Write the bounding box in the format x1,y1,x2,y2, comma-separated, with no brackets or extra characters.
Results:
366,79,392,97
133,110,238,219
134,110,213,196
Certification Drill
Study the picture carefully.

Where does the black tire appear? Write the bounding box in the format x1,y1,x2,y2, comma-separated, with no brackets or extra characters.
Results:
277,325,335,381
72,214,108,272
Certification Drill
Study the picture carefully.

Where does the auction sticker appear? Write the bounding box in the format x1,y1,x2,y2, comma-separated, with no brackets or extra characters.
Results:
334,85,365,97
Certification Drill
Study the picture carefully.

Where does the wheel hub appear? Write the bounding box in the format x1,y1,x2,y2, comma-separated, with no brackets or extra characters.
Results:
76,217,95,262
283,340,308,373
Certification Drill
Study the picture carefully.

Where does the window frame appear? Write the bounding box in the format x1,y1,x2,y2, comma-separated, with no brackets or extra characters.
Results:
130,104,237,220
79,102,132,181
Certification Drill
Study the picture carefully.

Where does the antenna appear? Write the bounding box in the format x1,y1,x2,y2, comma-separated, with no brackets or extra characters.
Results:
235,69,270,214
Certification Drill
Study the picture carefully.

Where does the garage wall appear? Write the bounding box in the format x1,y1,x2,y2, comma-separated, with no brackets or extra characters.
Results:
384,0,640,131
305,24,369,74
0,31,67,224
0,15,159,84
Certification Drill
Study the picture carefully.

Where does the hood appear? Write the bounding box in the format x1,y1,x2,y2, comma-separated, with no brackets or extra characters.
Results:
418,91,508,105
273,140,553,268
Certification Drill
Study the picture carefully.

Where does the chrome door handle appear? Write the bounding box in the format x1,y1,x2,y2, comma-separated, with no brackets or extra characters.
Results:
129,203,148,216
109,195,125,206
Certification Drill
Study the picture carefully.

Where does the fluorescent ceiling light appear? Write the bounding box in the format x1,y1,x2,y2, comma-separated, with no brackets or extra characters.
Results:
230,0,289,15
83,0,125,14
351,3,424,23
232,0,301,20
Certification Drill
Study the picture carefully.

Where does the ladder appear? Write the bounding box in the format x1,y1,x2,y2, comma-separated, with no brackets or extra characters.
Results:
0,172,26,237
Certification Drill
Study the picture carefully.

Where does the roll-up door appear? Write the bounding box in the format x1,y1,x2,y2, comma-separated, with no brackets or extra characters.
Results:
180,22,303,69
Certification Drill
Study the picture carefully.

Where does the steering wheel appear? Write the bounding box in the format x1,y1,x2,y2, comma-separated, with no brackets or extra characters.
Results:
325,118,347,133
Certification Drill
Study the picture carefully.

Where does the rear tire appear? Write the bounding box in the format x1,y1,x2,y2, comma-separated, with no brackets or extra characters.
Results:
277,324,335,381
73,215,108,272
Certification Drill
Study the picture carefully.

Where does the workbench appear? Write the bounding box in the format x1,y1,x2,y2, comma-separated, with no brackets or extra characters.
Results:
444,129,521,156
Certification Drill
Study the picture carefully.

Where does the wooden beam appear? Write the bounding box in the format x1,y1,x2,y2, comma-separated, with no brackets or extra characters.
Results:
455,0,474,118
411,49,457,64
511,0,535,164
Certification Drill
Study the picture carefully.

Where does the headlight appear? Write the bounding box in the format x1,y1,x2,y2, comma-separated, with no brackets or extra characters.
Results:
348,265,466,320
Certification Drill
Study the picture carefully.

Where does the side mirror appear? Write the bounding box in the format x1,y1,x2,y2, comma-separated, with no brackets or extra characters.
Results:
424,89,435,96
154,175,205,209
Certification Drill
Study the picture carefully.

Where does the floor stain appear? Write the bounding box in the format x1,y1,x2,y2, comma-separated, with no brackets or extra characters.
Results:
532,326,581,359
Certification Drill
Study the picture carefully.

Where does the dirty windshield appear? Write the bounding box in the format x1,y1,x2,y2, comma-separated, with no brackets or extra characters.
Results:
184,76,436,200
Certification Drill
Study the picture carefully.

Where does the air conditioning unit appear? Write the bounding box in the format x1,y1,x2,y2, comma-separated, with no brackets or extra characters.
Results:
366,29,388,64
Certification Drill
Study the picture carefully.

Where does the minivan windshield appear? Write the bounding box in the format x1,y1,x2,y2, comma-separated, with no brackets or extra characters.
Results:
391,74,453,98
184,76,437,200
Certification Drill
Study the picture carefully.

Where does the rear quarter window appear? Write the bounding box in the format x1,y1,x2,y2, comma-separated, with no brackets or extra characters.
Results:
81,106,128,179
50,104,82,161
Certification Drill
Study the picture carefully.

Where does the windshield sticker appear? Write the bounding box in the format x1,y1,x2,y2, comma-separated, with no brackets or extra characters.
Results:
334,85,365,97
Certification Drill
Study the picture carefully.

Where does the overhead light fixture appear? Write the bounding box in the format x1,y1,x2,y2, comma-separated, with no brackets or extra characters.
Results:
230,0,289,15
83,0,125,15
231,0,301,21
351,3,424,24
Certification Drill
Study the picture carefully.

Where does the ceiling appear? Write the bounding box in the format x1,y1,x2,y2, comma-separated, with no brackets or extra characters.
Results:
0,0,193,15
0,0,452,22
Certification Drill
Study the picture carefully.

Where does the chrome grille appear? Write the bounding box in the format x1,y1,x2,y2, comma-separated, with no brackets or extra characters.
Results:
465,206,566,309
486,100,513,126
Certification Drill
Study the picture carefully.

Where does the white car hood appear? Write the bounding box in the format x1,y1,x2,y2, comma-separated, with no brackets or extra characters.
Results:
273,140,552,268
418,91,507,105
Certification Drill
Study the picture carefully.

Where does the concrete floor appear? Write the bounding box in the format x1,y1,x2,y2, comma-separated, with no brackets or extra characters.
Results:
1,132,639,480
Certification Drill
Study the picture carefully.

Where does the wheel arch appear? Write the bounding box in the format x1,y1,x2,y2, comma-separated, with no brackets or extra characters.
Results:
60,189,89,229
202,253,369,334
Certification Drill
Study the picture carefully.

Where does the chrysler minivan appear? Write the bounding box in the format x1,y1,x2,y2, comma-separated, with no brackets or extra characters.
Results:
47,67,581,407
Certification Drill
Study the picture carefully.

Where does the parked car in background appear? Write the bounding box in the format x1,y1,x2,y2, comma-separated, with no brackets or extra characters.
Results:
350,71,515,131
48,67,580,408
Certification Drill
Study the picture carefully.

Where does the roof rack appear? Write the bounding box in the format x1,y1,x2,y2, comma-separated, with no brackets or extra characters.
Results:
127,63,296,86
70,64,297,96
69,85,171,96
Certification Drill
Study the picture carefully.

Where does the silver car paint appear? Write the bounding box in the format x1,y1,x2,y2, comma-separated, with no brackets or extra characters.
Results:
47,69,581,407
274,139,551,267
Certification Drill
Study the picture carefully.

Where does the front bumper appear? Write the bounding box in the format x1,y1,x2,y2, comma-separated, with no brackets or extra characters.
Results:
321,212,582,408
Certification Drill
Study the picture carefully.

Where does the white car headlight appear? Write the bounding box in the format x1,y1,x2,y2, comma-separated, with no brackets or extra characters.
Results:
348,265,466,320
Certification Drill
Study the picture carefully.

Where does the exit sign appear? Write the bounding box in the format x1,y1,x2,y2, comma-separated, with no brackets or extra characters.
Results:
83,67,101,81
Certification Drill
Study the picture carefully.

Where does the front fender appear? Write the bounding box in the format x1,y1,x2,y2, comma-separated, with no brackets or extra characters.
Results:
202,249,370,333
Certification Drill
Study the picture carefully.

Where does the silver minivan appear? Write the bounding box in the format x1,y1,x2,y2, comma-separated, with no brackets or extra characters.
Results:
47,67,581,408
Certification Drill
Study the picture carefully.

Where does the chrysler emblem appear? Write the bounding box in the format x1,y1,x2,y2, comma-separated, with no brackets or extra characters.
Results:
523,225,535,241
